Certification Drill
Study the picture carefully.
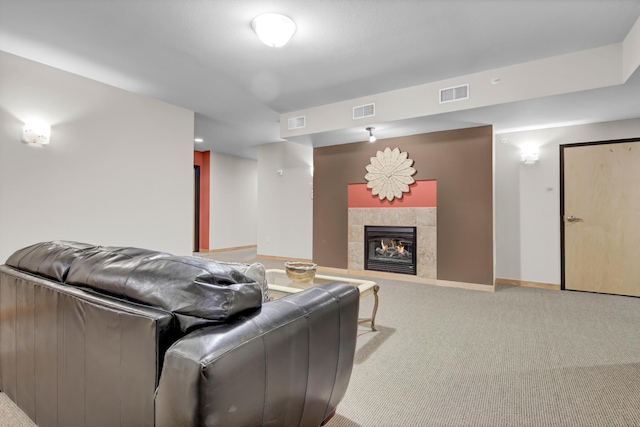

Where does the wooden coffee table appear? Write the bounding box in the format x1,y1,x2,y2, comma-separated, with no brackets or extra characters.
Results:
266,269,380,331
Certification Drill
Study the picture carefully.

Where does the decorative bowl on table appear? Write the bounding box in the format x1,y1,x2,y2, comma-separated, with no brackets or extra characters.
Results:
284,261,317,283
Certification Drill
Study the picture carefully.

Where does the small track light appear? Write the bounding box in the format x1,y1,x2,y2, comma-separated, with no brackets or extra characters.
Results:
366,127,376,143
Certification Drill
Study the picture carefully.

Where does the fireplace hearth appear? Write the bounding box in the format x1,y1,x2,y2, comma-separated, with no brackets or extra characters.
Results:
364,226,417,275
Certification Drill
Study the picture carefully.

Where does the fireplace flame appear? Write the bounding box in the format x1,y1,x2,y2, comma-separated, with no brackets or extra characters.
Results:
378,239,405,254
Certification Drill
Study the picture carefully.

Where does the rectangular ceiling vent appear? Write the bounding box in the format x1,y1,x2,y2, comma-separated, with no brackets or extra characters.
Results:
287,116,306,130
439,84,469,104
353,103,376,120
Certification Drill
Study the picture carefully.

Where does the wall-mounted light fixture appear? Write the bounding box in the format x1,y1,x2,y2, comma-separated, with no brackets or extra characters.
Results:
22,120,51,145
366,127,376,143
521,147,539,164
252,13,296,47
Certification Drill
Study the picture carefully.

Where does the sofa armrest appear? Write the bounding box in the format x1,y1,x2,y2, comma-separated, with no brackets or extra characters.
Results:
155,282,359,427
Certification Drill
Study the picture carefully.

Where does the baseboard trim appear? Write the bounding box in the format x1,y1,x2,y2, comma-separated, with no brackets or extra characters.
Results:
257,254,313,263
433,278,495,292
317,266,350,275
200,245,257,253
333,268,494,292
495,278,560,290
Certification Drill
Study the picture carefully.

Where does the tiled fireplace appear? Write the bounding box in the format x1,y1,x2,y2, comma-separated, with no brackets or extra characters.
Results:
347,180,437,279
348,206,437,279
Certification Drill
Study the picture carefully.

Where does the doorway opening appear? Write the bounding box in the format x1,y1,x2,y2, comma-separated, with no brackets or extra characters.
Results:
194,165,200,252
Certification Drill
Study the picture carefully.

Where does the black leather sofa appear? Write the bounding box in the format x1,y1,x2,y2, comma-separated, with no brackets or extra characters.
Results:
0,241,359,426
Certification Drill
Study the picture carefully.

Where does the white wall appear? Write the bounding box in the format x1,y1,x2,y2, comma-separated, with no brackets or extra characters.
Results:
0,51,194,262
494,138,522,281
495,117,640,284
209,152,257,249
282,44,624,141
257,141,313,260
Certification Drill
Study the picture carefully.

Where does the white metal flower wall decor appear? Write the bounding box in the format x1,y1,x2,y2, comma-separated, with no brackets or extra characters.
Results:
364,147,417,201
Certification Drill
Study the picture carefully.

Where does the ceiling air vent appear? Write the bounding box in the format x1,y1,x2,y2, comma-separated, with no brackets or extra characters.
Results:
439,84,469,104
287,116,306,130
353,103,375,120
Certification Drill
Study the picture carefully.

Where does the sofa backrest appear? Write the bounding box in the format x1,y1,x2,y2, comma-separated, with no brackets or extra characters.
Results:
66,247,263,328
6,241,264,332
5,240,97,282
0,264,172,426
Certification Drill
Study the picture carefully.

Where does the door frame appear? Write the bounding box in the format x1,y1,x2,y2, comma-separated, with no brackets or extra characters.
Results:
194,165,201,252
559,137,640,291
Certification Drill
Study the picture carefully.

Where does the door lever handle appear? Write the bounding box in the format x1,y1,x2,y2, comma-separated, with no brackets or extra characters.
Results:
566,215,583,223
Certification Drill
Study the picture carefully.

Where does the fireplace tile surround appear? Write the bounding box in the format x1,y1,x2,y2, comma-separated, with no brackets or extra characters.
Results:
348,207,436,279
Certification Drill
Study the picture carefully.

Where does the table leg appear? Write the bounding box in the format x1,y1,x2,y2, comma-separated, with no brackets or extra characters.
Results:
358,285,380,331
370,285,379,331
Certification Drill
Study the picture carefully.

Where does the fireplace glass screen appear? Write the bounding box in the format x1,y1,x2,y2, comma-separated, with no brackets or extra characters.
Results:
364,226,417,275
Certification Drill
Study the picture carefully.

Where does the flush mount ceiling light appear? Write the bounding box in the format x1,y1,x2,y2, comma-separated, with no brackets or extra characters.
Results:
366,127,376,143
251,13,296,47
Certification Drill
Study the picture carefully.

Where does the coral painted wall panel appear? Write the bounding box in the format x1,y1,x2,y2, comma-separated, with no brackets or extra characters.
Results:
347,180,437,208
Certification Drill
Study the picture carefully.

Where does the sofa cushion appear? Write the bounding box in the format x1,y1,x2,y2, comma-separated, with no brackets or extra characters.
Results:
66,247,263,322
5,240,97,282
64,245,171,291
214,261,269,302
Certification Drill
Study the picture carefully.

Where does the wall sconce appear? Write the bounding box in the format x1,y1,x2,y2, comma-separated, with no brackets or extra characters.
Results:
521,148,539,164
252,13,296,47
366,127,376,143
22,120,51,145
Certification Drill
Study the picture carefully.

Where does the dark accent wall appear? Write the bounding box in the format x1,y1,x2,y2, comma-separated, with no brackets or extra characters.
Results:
313,125,493,286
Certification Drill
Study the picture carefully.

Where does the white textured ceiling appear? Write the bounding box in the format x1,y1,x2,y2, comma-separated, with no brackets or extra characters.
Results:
1,0,640,158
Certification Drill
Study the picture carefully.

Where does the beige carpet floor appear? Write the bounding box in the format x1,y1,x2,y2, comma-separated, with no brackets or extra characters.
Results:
328,280,640,426
2,249,640,426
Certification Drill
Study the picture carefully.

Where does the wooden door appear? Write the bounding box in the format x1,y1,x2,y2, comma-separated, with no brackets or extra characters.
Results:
562,139,640,296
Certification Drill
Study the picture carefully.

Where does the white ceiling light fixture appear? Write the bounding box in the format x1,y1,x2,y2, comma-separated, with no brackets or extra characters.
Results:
251,13,296,47
194,137,203,143
366,127,376,143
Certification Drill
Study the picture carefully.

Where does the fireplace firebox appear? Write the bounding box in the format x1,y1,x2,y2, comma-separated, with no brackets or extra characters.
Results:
364,226,417,275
